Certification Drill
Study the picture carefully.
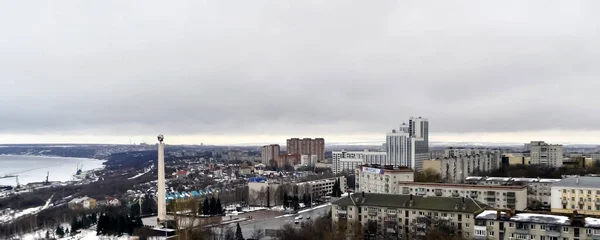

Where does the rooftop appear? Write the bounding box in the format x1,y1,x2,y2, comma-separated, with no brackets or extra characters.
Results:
333,193,487,213
397,182,527,190
476,211,600,228
553,177,600,188
466,176,561,183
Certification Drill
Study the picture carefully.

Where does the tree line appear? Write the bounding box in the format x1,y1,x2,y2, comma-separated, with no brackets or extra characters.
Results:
201,196,224,216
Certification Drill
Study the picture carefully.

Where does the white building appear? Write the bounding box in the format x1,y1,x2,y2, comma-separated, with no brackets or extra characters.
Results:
354,165,414,194
465,176,560,207
386,129,412,168
530,141,563,167
331,150,387,174
339,158,363,174
440,149,503,183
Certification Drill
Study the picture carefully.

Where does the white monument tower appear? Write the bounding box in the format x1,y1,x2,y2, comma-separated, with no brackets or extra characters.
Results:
157,134,167,224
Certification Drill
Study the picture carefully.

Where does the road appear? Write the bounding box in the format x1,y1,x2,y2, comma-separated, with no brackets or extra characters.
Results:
237,204,331,238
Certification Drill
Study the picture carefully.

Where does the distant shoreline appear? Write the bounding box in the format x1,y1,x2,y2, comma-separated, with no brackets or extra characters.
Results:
0,154,104,161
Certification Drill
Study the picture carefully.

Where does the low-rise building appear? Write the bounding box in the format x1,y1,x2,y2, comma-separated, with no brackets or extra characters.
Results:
395,182,527,210
465,176,560,208
551,177,600,215
354,165,414,194
97,196,121,208
68,196,97,210
475,210,600,240
332,193,487,239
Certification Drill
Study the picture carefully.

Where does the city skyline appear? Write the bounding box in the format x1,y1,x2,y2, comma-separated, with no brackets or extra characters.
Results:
1,1,600,145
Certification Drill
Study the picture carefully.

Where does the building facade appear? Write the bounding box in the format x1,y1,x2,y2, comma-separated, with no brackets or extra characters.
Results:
260,144,280,165
395,182,528,210
440,149,503,183
278,153,300,167
551,177,600,215
465,176,560,207
332,193,487,239
386,130,412,168
286,138,325,161
530,141,564,167
331,150,387,174
474,210,600,240
409,117,429,171
339,158,363,174
354,165,414,194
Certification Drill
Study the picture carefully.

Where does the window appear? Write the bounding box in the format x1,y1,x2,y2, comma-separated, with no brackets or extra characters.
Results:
530,224,535,229
563,227,569,233
466,223,470,228
466,214,470,219
541,225,546,231
563,189,567,193
589,190,592,194
581,190,584,194
489,231,494,236
509,223,514,228
489,221,494,226
572,189,575,193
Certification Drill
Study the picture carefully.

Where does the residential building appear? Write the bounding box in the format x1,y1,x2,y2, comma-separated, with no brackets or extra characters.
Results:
339,158,363,174
386,129,412,168
503,153,527,165
97,197,122,208
331,150,387,174
396,182,527,210
354,165,414,194
260,144,280,165
530,141,564,167
524,143,531,151
563,156,587,168
278,153,300,167
409,117,429,171
332,193,487,239
293,177,346,198
465,176,560,207
286,138,325,161
247,178,280,207
68,196,97,210
551,177,600,215
474,210,600,240
440,149,503,183
422,159,441,173
592,153,600,162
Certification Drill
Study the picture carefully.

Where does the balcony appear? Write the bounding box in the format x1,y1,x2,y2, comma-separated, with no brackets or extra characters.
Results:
387,211,397,216
337,210,347,215
451,192,460,197
435,191,442,196
402,189,410,194
470,192,478,198
596,201,600,206
486,197,496,202
368,210,378,216
563,199,568,204
580,200,585,205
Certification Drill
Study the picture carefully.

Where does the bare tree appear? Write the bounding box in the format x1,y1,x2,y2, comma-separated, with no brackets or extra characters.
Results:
250,227,264,240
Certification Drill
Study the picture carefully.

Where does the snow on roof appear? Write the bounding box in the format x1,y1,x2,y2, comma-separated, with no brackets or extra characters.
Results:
586,217,600,228
465,176,483,180
510,213,570,225
476,210,505,220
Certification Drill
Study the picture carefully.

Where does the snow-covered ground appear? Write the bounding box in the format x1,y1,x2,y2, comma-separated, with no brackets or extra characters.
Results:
20,229,130,240
0,196,53,223
128,166,153,180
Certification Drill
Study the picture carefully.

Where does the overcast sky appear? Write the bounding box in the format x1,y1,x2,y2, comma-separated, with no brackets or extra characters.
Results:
1,1,599,145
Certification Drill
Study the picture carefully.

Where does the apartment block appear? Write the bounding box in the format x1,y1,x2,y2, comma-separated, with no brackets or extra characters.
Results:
332,193,487,239
293,177,346,198
260,144,280,165
338,158,363,174
551,177,600,215
386,129,412,168
440,149,503,183
396,182,528,210
530,141,564,167
331,150,387,174
354,165,414,194
286,138,325,161
465,176,560,207
409,117,429,171
474,210,600,240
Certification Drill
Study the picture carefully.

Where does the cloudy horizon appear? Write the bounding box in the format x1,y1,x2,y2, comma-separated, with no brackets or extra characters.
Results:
1,1,599,145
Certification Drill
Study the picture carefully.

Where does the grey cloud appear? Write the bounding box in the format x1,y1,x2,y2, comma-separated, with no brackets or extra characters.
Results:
1,1,600,139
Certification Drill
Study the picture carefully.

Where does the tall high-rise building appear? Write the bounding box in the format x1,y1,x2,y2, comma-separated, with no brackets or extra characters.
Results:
261,144,280,165
386,129,411,167
286,138,325,161
409,117,429,171
530,141,563,167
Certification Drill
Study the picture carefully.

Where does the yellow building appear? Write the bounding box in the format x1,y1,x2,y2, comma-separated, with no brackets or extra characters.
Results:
503,153,526,165
421,159,441,173
551,177,600,215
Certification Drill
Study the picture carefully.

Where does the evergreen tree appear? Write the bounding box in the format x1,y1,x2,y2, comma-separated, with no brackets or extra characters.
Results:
45,230,50,239
70,216,80,233
65,227,69,236
216,198,223,215
56,225,65,238
283,192,289,208
210,197,217,215
91,212,98,224
203,198,210,215
292,195,300,210
235,222,244,240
